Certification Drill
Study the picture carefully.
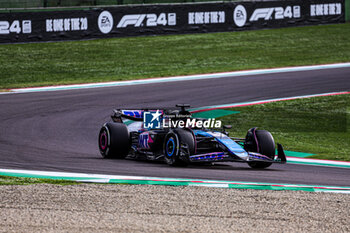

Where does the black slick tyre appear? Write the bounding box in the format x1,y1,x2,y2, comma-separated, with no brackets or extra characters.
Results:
246,129,275,169
98,122,130,159
164,129,194,166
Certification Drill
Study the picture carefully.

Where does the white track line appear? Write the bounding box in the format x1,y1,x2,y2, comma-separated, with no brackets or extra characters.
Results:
1,62,350,94
190,91,350,112
1,168,349,193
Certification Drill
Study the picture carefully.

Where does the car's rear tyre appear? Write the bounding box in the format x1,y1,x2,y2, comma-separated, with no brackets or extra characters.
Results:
245,128,275,169
164,129,195,166
98,122,130,159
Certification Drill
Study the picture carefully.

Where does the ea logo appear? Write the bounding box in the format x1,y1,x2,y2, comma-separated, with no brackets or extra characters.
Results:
233,5,247,27
98,11,113,34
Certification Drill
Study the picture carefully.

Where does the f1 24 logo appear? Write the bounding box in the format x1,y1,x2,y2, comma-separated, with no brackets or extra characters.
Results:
117,13,176,28
0,20,31,34
250,6,301,21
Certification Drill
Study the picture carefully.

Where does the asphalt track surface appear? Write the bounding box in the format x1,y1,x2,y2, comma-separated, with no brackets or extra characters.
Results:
0,67,349,187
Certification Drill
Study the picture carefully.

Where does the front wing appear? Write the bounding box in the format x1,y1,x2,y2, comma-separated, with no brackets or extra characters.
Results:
189,144,287,164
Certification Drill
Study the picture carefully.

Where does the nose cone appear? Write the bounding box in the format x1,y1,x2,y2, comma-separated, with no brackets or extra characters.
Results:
234,151,249,160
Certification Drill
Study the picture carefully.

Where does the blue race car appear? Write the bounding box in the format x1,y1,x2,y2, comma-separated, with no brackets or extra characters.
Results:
98,104,286,168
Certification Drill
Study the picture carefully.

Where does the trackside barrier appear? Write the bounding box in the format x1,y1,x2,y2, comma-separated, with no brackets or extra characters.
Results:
346,0,350,21
0,0,345,43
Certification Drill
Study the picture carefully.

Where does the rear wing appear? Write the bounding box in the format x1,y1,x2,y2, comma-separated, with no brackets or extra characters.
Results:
111,104,192,123
112,109,164,122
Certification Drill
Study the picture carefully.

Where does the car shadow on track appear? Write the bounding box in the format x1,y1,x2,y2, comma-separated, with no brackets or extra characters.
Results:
126,157,284,172
123,156,285,171
186,163,284,172
75,155,284,172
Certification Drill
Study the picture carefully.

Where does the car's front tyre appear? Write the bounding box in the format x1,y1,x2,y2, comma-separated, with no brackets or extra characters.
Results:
245,128,275,169
164,129,194,166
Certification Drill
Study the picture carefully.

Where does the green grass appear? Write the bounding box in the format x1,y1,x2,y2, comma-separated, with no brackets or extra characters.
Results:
0,175,78,185
220,94,350,161
0,23,350,89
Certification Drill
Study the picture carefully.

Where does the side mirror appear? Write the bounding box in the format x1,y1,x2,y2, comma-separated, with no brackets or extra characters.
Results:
222,125,232,135
223,125,232,129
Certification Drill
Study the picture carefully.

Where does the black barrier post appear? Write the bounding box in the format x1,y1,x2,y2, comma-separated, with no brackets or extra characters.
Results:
43,0,47,7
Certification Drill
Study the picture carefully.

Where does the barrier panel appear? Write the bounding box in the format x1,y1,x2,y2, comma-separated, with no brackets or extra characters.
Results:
0,0,345,43
346,0,350,21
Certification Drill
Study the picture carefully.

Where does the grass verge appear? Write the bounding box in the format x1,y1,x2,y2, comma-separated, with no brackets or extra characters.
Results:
221,94,350,161
0,23,350,89
0,175,78,185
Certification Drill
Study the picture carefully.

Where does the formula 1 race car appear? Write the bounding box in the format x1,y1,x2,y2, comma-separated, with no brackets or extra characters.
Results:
98,104,286,168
